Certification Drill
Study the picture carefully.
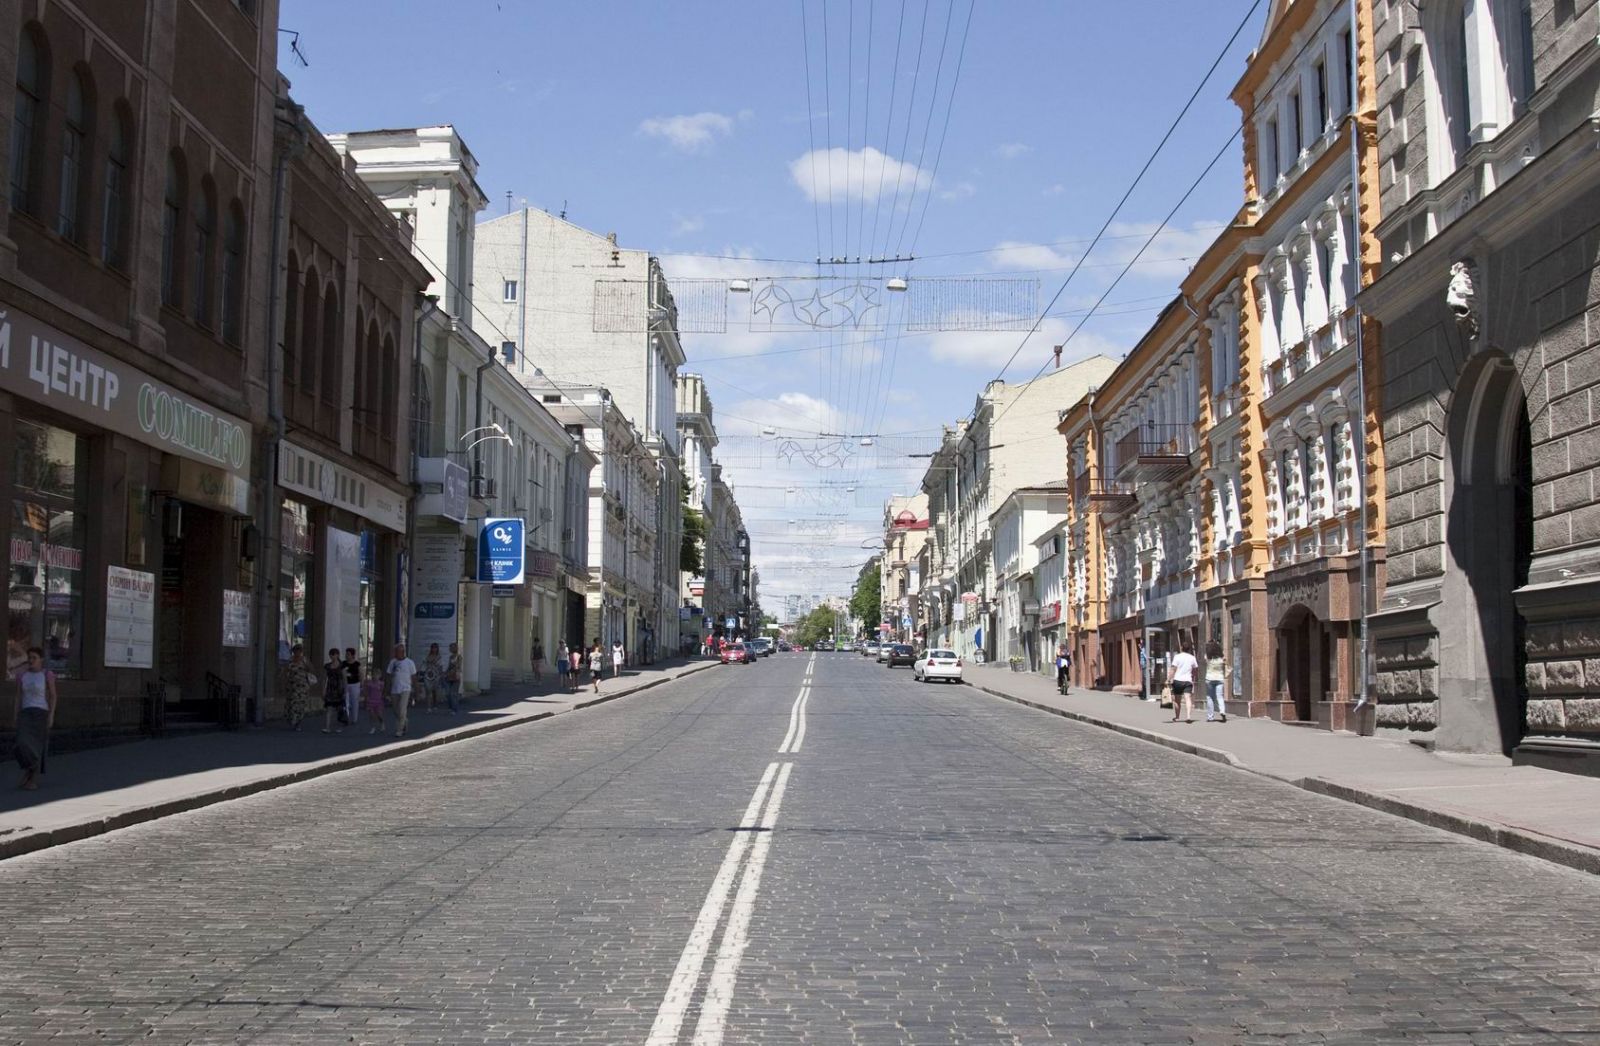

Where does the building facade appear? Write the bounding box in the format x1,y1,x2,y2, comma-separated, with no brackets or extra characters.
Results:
880,494,929,645
989,486,1069,671
1363,0,1600,773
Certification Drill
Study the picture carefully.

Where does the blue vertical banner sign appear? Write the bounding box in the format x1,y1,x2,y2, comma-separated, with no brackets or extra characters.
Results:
477,518,526,584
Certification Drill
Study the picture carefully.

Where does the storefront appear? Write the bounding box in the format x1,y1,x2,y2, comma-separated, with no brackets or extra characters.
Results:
1265,553,1372,730
1,302,255,736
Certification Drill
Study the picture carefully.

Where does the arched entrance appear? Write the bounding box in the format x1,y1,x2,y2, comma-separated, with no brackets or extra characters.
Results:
1440,352,1533,755
1275,605,1326,722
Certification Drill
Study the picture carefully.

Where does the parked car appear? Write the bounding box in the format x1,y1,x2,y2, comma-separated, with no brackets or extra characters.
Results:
862,641,879,658
885,643,916,668
875,642,891,663
913,649,963,683
777,640,791,652
749,638,773,657
720,642,755,665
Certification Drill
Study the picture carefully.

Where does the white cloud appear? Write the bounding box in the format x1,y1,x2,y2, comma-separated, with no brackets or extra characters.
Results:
988,240,1073,271
789,147,932,204
923,319,1127,370
638,111,735,152
995,142,1032,160
938,180,977,201
1042,183,1066,197
672,213,705,235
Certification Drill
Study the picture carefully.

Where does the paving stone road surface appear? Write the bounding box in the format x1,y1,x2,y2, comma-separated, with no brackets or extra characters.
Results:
1,653,1598,1044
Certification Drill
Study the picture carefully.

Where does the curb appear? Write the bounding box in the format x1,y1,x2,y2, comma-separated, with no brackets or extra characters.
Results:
966,681,1600,878
0,661,719,864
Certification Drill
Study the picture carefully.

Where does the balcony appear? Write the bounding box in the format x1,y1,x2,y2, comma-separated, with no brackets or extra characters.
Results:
1085,475,1137,514
1113,424,1195,482
1073,469,1092,506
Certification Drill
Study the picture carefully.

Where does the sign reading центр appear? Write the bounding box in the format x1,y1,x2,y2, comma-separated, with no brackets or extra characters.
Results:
476,518,525,585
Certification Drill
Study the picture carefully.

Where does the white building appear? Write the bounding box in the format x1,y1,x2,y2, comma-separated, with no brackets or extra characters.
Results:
473,207,685,657
328,126,593,691
989,486,1070,671
1032,521,1070,672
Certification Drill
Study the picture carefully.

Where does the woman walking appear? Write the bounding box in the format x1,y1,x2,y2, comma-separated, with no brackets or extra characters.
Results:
362,663,388,734
1168,641,1199,725
422,643,444,714
588,641,604,694
569,644,583,693
611,639,624,679
531,639,545,683
556,641,570,691
445,642,463,715
322,648,345,733
279,644,316,731
341,647,362,727
1204,640,1228,723
12,646,56,790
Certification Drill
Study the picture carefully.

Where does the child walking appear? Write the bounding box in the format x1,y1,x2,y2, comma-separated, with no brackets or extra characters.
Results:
362,664,387,735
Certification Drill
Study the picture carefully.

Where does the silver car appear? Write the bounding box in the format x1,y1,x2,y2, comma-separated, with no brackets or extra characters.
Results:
913,649,963,683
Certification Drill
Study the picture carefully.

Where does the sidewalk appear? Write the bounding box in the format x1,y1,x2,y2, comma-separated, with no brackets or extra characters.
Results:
0,657,719,862
963,665,1600,876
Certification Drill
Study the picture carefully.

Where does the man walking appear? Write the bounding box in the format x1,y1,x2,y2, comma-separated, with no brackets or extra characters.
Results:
1168,641,1198,725
385,643,418,738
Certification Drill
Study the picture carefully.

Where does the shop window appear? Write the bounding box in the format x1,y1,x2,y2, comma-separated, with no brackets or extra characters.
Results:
58,68,92,243
278,499,314,662
192,178,216,328
358,530,381,666
161,153,185,308
9,420,87,678
221,203,244,344
101,104,131,269
10,25,46,215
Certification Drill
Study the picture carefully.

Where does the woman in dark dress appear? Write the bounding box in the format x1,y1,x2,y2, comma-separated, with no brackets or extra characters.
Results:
322,648,345,733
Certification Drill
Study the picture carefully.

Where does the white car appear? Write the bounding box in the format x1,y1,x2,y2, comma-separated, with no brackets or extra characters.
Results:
913,649,963,683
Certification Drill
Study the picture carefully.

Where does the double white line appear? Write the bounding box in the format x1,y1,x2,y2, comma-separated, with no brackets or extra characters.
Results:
646,761,794,1046
778,686,810,754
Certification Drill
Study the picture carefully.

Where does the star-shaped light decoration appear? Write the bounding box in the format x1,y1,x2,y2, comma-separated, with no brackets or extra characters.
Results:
794,290,835,328
825,282,881,328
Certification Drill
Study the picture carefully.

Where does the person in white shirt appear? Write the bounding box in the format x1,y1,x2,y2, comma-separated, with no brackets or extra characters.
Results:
385,643,418,738
1168,641,1199,724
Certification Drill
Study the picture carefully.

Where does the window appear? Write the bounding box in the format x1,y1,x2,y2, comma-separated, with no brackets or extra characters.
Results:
502,279,518,302
161,155,185,308
501,340,517,364
58,70,91,242
102,106,130,268
278,499,314,663
1314,59,1329,134
1338,29,1354,116
11,26,45,214
1264,117,1281,185
9,420,87,679
1326,423,1346,513
1289,89,1303,158
221,204,244,344
1516,0,1535,107
192,179,216,327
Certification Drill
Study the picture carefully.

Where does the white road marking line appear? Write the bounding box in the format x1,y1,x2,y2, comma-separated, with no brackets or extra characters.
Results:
691,762,794,1046
777,687,809,753
645,763,780,1046
788,689,810,754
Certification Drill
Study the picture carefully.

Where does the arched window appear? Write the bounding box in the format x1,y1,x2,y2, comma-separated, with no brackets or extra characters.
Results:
352,309,368,417
220,202,245,345
415,365,433,455
320,283,340,406
10,26,47,214
192,177,216,327
381,332,398,436
297,266,320,393
58,68,93,242
1425,0,1536,185
161,154,185,307
283,251,301,381
101,104,132,268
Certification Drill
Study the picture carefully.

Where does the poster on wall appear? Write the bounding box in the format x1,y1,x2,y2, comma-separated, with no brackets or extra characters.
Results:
105,566,155,668
411,533,461,652
221,589,251,647
322,527,362,658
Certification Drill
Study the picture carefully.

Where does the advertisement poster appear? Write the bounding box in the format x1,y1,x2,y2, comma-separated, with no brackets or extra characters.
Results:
476,517,526,584
321,527,361,656
411,533,461,651
221,589,251,648
105,566,155,668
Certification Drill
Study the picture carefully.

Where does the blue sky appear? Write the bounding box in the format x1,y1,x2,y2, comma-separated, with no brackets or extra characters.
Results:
280,0,1268,605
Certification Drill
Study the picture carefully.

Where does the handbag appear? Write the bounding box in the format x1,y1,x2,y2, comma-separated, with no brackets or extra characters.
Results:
1158,684,1174,709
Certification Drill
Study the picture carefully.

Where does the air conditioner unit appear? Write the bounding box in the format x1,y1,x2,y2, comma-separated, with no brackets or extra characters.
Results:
470,476,497,500
561,527,574,541
539,507,554,522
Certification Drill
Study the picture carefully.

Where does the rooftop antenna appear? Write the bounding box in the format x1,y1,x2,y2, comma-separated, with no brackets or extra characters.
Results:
559,199,568,220
279,29,309,67
505,190,512,215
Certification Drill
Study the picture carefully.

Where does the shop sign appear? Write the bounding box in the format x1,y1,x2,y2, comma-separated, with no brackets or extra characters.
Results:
1039,600,1063,626
280,442,407,533
416,457,469,523
410,533,460,651
105,566,155,668
222,589,251,647
0,303,251,480
165,456,251,516
476,518,525,584
492,585,516,599
322,527,362,656
1145,585,1198,626
528,549,558,581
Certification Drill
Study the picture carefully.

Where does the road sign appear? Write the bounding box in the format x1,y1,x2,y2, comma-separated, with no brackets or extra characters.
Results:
476,517,525,584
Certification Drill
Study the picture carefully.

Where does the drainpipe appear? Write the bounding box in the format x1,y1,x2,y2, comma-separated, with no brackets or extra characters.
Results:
1347,0,1374,717
473,331,497,488
404,294,442,652
251,95,305,726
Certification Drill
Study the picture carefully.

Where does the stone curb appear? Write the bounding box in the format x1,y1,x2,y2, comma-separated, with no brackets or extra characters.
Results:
966,681,1600,878
0,661,719,864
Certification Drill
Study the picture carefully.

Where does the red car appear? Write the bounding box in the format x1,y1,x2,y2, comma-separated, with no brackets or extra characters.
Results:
720,642,754,665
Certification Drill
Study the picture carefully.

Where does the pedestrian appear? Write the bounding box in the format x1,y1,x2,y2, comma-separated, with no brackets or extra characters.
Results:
445,642,463,715
588,641,604,694
342,647,362,727
1204,640,1228,723
1169,640,1198,724
12,646,56,790
386,643,418,738
569,643,583,692
531,639,544,682
279,644,316,731
1055,643,1070,694
362,662,387,734
611,638,624,678
556,641,570,691
422,642,444,713
321,648,345,733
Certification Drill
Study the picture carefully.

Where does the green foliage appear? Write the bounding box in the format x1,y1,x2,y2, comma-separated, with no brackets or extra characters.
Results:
680,503,706,577
794,606,838,649
850,569,882,633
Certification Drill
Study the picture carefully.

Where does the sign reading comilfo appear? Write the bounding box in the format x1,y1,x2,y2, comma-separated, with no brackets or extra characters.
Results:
476,518,525,585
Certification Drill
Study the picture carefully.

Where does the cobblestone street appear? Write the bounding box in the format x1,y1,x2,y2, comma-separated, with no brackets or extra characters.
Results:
2,654,1598,1044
